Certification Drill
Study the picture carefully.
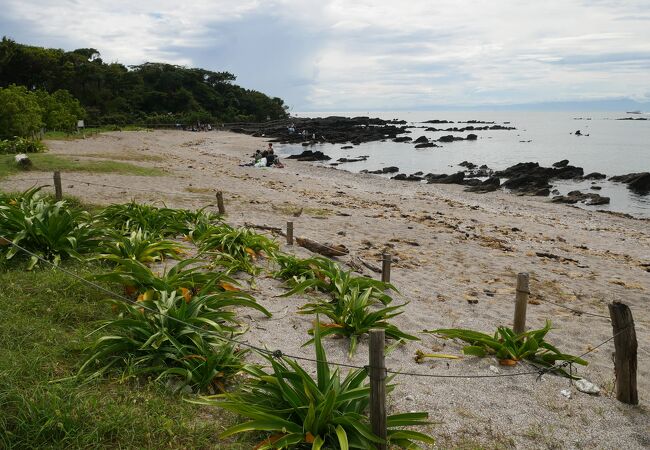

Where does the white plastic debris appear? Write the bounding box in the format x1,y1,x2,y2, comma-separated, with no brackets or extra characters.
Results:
575,378,600,395
560,389,572,399
405,395,414,401
489,365,500,374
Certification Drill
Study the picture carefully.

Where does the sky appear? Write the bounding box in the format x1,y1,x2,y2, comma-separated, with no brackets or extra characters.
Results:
2,0,650,111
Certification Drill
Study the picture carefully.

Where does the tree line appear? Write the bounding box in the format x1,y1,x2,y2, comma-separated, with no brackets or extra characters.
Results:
0,37,289,137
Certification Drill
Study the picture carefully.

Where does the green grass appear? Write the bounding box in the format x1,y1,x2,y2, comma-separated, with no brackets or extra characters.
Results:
0,153,165,178
0,260,249,449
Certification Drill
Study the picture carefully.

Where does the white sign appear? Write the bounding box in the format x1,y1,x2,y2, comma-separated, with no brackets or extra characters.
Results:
77,120,85,128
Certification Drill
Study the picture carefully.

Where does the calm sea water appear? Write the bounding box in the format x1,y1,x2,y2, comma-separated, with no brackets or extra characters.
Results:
276,111,650,218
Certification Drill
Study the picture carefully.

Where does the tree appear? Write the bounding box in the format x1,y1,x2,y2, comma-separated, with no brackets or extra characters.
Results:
0,84,43,138
36,89,85,131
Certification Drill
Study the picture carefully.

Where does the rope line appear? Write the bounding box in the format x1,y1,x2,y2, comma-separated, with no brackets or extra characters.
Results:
532,296,611,320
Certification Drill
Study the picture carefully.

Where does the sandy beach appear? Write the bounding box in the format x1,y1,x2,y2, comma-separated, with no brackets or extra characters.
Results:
4,130,649,449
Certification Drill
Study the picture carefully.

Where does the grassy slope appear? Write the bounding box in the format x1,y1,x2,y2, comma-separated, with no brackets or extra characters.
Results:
0,260,247,449
0,153,165,178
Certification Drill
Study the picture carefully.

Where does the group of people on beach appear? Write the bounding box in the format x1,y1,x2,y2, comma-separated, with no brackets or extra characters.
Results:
241,142,284,168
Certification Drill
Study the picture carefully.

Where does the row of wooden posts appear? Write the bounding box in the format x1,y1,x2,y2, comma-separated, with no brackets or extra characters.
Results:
51,173,639,449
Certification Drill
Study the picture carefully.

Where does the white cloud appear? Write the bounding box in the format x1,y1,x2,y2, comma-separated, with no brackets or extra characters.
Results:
2,0,650,109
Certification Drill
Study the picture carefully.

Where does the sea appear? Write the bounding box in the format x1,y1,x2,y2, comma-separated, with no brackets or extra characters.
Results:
275,111,650,218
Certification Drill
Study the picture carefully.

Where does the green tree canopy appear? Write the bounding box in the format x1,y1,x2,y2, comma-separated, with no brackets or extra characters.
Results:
0,37,289,125
0,84,43,138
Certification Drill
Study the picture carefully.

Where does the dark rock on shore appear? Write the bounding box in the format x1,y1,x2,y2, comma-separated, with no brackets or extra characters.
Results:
414,136,429,143
286,150,331,161
459,161,477,169
553,160,569,168
425,124,516,132
365,166,399,174
582,172,607,180
415,142,438,148
552,191,610,206
438,135,463,142
232,116,411,145
466,176,501,193
466,134,478,140
341,145,353,149
496,161,584,194
337,156,369,163
393,136,413,143
392,173,424,182
425,172,465,184
609,172,650,194
424,119,453,124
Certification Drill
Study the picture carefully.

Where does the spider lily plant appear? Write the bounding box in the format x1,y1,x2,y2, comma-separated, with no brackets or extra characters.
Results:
192,319,435,449
425,320,587,376
92,257,260,305
0,186,103,268
79,290,251,392
197,224,279,274
300,287,418,356
94,228,186,264
278,255,397,306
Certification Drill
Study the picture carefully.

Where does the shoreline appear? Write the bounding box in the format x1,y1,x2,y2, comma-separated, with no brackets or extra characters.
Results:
2,130,649,449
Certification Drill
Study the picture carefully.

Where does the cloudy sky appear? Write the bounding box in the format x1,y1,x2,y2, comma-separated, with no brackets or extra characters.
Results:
2,0,650,111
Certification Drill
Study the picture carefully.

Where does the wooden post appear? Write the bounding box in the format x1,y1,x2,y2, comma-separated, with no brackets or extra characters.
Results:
369,329,387,450
608,301,638,405
286,221,294,245
381,253,392,283
216,191,225,214
513,272,529,334
53,171,63,201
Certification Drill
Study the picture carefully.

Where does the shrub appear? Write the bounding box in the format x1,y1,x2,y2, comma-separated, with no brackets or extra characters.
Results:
0,137,46,154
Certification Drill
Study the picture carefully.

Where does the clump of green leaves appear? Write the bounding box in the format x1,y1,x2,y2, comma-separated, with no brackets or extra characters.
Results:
278,254,396,305
92,257,261,305
426,320,587,376
0,137,46,154
194,320,434,449
301,287,418,356
197,224,278,274
0,186,103,268
94,228,186,264
96,202,211,238
79,290,253,392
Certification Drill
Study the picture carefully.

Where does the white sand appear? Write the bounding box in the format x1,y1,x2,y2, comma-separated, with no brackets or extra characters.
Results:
4,130,649,449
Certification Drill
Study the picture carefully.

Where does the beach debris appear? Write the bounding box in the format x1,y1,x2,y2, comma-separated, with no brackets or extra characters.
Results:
575,378,600,395
295,237,349,257
405,395,415,401
560,389,572,399
14,153,31,168
414,349,461,363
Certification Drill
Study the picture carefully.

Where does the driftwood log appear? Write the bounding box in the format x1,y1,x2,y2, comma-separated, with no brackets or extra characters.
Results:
295,237,349,257
244,222,286,237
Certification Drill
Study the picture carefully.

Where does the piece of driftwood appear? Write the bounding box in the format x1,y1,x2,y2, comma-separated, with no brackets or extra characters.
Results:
360,257,382,273
346,255,366,274
244,222,286,236
295,237,349,257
